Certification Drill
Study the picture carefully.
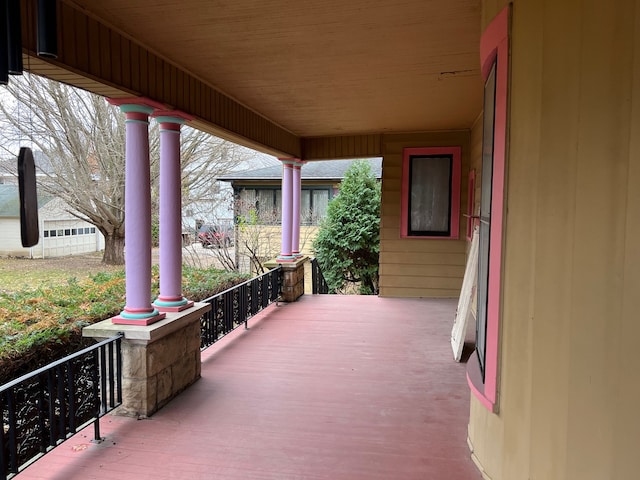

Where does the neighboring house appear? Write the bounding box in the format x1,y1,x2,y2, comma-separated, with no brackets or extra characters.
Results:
0,184,104,258
219,158,382,272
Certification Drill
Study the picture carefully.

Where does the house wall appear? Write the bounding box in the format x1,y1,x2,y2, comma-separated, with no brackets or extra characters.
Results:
467,1,640,480
236,225,319,274
0,218,32,257
378,131,470,297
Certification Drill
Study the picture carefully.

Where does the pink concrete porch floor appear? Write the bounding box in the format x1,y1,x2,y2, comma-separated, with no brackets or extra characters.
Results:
18,295,480,480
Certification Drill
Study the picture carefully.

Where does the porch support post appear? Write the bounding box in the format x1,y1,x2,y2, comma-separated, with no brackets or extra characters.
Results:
291,160,303,257
153,113,194,312
108,98,165,326
278,159,295,261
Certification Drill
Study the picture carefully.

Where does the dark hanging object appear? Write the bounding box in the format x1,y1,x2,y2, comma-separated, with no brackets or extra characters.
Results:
7,0,23,74
37,0,57,58
18,148,40,248
0,0,9,84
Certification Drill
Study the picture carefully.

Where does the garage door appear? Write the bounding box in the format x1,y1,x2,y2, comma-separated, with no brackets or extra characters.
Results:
43,220,99,257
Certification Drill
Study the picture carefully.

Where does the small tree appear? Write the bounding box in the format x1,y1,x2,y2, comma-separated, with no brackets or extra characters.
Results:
313,160,381,294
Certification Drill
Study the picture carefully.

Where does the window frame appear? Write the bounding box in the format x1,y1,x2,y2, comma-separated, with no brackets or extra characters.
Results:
401,146,462,239
466,5,510,413
466,169,476,241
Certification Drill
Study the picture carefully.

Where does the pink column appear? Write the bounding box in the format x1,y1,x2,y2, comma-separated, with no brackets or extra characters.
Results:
291,160,303,257
109,99,166,326
153,113,194,312
278,159,295,261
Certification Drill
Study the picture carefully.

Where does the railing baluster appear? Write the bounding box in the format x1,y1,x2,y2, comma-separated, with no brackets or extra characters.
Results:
56,366,65,442
66,361,76,434
108,342,115,408
116,337,123,404
6,390,17,474
46,369,56,447
0,393,6,480
100,345,107,414
92,349,101,441
200,267,282,351
36,375,48,454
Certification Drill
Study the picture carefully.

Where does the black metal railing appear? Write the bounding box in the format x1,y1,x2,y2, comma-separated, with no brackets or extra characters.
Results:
200,267,282,350
310,258,330,294
0,333,123,479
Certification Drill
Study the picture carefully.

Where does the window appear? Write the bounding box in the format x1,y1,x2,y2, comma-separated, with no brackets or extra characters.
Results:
467,5,509,413
301,188,330,225
44,231,49,238
238,187,330,226
72,228,77,235
476,62,496,381
64,229,71,236
401,146,461,239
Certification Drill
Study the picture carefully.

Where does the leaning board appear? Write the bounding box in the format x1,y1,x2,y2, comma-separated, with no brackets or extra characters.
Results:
451,227,478,362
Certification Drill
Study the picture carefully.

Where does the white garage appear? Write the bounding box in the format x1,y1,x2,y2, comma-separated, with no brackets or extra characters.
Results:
0,185,104,258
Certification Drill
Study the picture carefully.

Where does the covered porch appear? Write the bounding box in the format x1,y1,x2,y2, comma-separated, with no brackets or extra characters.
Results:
17,295,479,480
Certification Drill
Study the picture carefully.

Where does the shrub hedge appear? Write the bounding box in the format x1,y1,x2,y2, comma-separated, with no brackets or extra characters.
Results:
0,266,248,384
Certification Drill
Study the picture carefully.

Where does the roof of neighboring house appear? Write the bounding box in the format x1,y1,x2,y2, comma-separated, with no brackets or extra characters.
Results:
0,184,55,217
0,150,56,181
218,158,382,183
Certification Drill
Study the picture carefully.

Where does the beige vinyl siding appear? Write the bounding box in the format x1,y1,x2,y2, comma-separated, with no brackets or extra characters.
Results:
468,1,640,480
378,130,470,298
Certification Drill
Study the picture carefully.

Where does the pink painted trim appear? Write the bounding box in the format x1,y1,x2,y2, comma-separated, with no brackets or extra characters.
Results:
112,312,167,326
154,300,194,313
400,146,462,239
466,169,476,241
156,295,185,302
467,4,510,411
466,354,496,412
124,111,150,122
107,96,167,111
157,122,181,131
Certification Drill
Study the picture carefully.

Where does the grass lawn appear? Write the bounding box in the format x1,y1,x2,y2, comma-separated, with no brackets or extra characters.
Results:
0,253,120,292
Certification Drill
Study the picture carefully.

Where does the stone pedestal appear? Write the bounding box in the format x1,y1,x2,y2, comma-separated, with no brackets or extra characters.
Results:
83,302,211,418
265,256,308,302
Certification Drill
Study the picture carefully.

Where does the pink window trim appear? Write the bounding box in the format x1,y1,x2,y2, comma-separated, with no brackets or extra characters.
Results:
400,146,462,240
466,4,509,412
466,169,476,241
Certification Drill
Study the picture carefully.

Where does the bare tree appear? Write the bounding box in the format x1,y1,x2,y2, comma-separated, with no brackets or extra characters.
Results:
0,73,249,264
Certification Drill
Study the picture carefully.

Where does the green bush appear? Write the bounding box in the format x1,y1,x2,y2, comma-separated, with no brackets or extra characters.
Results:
313,160,381,294
0,266,248,382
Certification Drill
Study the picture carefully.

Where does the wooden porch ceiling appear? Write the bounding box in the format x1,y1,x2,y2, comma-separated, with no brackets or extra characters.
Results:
58,0,482,143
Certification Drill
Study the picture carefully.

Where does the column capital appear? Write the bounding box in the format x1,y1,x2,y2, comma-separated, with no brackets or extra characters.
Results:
278,157,300,166
153,110,194,129
107,96,166,111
